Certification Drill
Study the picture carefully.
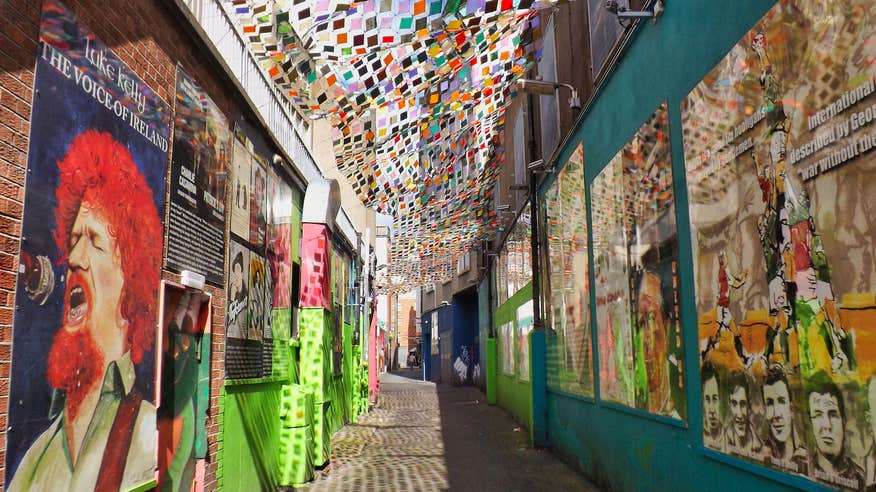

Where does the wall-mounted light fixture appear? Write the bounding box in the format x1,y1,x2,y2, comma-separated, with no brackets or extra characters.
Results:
181,270,205,291
604,0,664,27
527,159,554,175
516,79,581,110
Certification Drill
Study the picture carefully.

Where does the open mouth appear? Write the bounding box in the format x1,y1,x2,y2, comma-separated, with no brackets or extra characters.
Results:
67,285,88,325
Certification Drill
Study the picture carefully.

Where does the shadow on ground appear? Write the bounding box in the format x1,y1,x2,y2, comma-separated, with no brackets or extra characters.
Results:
303,370,598,491
428,374,598,492
388,366,426,382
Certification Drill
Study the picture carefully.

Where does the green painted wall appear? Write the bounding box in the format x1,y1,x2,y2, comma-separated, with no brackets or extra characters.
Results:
540,1,827,490
486,338,497,404
325,321,356,435
218,380,284,491
343,322,355,422
494,282,534,437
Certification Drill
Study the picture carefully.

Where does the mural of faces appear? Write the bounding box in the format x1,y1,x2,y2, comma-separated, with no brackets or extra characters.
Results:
763,379,792,444
728,384,750,441
703,374,721,437
684,1,876,488
808,391,843,460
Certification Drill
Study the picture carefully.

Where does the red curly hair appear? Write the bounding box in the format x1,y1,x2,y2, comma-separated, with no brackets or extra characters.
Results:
53,130,163,364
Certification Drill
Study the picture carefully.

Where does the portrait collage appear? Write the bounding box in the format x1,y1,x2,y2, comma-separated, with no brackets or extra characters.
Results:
682,1,876,489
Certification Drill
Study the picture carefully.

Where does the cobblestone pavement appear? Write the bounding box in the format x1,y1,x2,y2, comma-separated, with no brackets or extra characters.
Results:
302,369,599,492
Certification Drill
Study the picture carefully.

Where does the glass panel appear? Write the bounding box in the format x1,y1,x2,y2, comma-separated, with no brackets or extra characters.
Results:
544,143,594,396
592,102,685,419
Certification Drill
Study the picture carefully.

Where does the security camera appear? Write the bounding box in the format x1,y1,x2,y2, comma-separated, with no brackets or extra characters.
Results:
653,0,664,17
604,0,621,14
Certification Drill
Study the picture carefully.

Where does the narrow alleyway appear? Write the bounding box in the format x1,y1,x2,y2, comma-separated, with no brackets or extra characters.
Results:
302,370,599,491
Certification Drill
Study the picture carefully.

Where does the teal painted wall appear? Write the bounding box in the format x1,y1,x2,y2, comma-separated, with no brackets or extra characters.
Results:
494,283,534,436
541,1,831,490
478,278,490,389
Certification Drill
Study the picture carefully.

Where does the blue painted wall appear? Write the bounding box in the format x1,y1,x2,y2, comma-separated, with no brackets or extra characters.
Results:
438,306,453,382
421,309,437,382
422,306,452,382
451,290,479,384
477,279,490,389
540,1,831,491
423,332,432,383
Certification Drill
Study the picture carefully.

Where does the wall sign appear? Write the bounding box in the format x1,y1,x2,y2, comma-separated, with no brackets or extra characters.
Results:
166,66,230,285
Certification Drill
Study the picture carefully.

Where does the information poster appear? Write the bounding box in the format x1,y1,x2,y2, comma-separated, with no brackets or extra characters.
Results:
431,311,439,354
248,252,273,377
517,300,534,381
544,143,594,396
229,131,251,241
167,66,230,285
592,102,683,419
501,322,515,376
682,1,876,488
250,155,267,250
6,1,169,488
226,239,261,379
267,168,293,309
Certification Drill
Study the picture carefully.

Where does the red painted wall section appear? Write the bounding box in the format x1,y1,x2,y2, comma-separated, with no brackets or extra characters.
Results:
299,223,332,309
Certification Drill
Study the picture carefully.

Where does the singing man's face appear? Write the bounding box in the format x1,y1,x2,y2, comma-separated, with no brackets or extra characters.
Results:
764,380,792,443
65,202,126,362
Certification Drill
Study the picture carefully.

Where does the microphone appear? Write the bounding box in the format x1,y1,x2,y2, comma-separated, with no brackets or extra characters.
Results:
20,251,54,305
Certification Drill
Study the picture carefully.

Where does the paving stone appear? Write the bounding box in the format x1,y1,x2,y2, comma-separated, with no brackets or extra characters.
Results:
301,370,598,492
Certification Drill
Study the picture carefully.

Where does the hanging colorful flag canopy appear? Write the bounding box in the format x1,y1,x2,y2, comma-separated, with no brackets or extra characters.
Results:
225,0,562,293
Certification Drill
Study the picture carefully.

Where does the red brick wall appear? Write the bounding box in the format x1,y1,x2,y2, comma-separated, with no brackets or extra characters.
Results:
0,1,249,489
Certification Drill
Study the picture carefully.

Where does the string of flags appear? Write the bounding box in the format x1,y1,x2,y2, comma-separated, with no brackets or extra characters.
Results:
225,0,564,293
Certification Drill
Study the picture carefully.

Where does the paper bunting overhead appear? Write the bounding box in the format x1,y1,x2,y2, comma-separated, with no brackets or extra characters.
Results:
225,0,562,292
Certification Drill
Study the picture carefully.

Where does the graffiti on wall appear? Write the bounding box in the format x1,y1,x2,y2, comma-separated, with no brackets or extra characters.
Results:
544,143,594,396
682,1,876,488
6,1,169,488
591,102,685,420
453,345,480,385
